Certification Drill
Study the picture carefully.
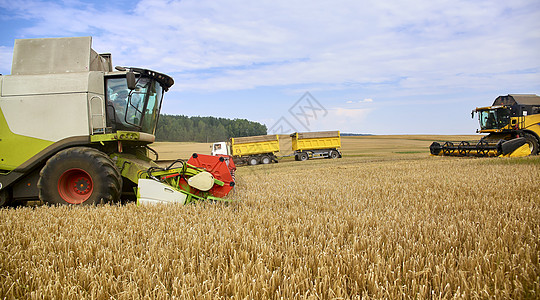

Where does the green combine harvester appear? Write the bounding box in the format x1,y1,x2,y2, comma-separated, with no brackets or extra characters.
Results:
0,37,235,206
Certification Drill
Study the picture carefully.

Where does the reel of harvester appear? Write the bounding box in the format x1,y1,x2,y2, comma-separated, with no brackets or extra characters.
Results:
430,137,529,157
430,139,498,157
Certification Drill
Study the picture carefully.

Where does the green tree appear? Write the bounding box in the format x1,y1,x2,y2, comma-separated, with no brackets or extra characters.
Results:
155,115,267,142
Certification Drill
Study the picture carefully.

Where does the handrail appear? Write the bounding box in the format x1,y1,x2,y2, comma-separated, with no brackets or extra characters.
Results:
89,95,106,134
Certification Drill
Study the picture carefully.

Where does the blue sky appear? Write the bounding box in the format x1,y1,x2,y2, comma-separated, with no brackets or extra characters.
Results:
1,0,539,134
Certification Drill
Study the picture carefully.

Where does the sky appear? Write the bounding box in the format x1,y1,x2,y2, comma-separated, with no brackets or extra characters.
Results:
1,0,539,135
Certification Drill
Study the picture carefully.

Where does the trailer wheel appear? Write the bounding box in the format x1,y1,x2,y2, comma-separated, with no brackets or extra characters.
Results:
38,147,122,205
299,153,308,161
248,157,259,166
260,156,271,164
523,133,539,155
329,150,339,159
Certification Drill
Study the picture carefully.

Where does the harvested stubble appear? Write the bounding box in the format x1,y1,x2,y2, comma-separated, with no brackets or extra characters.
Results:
0,155,538,299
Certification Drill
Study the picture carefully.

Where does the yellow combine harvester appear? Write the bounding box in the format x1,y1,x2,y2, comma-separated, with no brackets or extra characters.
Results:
430,94,540,157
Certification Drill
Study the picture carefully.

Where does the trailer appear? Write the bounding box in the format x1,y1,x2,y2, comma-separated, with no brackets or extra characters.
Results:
211,135,280,165
291,131,342,161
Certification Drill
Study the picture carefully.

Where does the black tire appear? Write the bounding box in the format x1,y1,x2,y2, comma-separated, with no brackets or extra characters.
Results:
261,156,271,164
248,157,259,166
523,133,539,155
329,150,339,159
299,153,308,161
0,188,11,207
38,147,122,205
294,155,300,161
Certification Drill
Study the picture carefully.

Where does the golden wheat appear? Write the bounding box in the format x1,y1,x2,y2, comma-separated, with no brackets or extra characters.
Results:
0,153,538,299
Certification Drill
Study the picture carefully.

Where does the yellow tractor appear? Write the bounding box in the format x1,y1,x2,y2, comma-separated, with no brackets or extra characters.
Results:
430,94,540,157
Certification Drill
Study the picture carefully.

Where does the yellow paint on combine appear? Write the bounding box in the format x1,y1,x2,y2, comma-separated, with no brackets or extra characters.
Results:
499,144,532,158
0,107,53,171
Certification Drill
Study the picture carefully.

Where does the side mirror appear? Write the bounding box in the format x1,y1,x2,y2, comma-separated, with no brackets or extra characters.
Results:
471,110,475,119
126,71,137,90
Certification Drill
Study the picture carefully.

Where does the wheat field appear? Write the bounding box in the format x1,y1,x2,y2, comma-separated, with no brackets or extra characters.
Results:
0,137,538,299
151,135,479,160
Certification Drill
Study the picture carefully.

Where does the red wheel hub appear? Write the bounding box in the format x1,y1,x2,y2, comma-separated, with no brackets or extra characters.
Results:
58,169,94,204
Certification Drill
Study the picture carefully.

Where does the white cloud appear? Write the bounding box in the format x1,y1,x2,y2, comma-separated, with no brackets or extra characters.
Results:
346,98,373,104
1,0,538,97
1,0,538,135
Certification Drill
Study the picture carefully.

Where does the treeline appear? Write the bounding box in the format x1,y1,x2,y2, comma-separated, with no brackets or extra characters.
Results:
155,115,267,142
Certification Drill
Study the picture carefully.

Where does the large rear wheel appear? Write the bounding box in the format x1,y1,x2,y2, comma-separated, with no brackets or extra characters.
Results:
523,133,539,155
38,147,122,205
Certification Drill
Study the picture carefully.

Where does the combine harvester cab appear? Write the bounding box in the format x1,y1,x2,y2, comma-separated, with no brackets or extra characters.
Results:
0,37,234,207
291,131,342,161
430,94,540,157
